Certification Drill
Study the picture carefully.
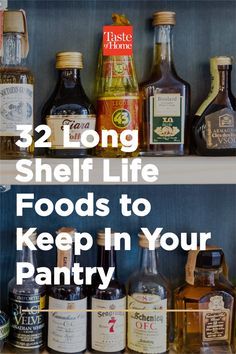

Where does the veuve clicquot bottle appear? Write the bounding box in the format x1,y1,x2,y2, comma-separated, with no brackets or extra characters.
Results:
89,231,126,353
47,227,87,354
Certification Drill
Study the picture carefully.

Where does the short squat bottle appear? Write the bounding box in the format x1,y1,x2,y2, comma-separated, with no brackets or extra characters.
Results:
140,11,190,156
42,52,96,157
193,56,236,155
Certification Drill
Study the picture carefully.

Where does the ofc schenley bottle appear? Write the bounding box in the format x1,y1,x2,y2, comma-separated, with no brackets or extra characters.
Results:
47,227,87,354
42,52,96,157
8,231,46,353
140,11,190,156
0,10,34,159
193,56,236,155
127,233,170,354
89,231,126,353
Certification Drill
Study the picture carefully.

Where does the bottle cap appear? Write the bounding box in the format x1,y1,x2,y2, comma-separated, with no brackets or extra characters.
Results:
138,232,160,249
56,52,83,69
212,56,233,66
153,11,176,26
196,249,224,269
97,230,116,247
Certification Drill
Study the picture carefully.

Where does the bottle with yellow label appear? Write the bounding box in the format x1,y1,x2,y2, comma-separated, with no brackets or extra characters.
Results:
95,14,140,157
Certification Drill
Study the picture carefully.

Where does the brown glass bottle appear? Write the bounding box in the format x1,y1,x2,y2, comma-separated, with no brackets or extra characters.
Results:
47,228,87,354
140,11,190,156
89,231,126,354
42,52,96,157
193,57,236,156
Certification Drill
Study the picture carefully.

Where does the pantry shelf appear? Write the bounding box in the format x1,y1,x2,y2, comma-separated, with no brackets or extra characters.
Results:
0,156,235,185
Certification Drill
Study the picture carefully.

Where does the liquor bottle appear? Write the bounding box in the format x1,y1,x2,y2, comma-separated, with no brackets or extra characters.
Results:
0,311,9,352
0,10,34,159
174,247,236,353
127,232,170,354
8,230,46,352
193,56,236,156
140,11,190,156
42,52,96,157
89,231,126,353
47,227,87,354
95,14,140,157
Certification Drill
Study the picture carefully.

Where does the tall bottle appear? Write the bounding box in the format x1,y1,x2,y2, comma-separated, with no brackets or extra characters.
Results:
140,11,190,156
193,56,236,155
8,230,46,352
89,231,126,353
0,10,34,159
127,232,170,354
95,14,140,157
42,52,96,157
47,227,87,354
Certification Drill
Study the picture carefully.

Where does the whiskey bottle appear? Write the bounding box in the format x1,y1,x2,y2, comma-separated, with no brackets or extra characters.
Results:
140,11,190,156
193,56,236,155
174,247,236,353
8,231,46,352
0,10,34,159
47,227,87,354
89,231,126,353
127,232,170,353
42,52,96,157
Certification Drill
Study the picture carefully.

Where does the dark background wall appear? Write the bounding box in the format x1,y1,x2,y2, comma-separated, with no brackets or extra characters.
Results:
0,184,236,310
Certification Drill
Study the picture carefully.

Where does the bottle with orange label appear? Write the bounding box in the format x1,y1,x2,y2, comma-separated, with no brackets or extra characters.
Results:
95,14,140,157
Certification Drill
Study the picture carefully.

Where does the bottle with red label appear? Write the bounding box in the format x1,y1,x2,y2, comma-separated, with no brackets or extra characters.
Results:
89,230,126,353
95,14,140,157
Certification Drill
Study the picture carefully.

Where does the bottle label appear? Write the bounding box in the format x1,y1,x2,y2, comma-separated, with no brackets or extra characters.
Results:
0,84,33,136
46,114,96,149
91,297,126,352
9,292,45,349
48,296,87,353
103,57,133,78
0,321,9,340
150,93,185,144
205,108,236,149
96,96,139,146
128,294,167,353
202,295,231,341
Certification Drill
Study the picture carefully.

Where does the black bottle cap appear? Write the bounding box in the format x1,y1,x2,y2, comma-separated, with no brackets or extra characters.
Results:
196,249,224,269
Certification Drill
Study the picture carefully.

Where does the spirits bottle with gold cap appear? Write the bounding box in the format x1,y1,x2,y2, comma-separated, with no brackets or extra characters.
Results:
8,230,46,352
193,56,236,156
89,230,126,353
140,11,190,156
42,52,96,157
127,232,170,354
0,10,34,159
174,247,236,353
47,227,87,354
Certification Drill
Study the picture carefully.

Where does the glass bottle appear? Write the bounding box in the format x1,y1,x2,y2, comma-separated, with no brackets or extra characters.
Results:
0,311,9,352
8,231,46,353
0,10,34,159
47,227,87,354
127,233,170,354
193,56,236,156
42,52,96,158
95,13,140,158
89,231,126,353
174,248,236,354
140,11,190,156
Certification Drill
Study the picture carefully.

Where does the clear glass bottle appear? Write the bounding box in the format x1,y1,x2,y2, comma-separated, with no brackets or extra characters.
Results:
8,231,46,353
127,233,170,354
89,231,126,353
174,248,236,354
0,10,34,159
42,52,96,158
140,11,190,156
47,227,87,354
193,56,236,156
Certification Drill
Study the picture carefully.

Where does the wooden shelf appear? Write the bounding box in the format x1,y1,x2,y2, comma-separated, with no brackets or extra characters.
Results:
0,156,235,185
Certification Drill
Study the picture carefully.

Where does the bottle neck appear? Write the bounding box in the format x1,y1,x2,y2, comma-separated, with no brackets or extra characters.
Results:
139,247,159,274
194,267,221,287
218,66,231,94
97,245,117,279
16,245,37,280
2,33,23,66
57,68,82,90
152,24,176,75
57,248,73,272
